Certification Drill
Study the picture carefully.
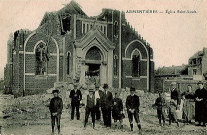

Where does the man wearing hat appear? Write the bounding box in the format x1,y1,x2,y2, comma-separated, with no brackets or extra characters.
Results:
126,87,142,131
49,90,63,135
69,82,82,120
194,81,207,127
84,86,96,129
168,82,180,127
101,83,113,128
94,85,103,120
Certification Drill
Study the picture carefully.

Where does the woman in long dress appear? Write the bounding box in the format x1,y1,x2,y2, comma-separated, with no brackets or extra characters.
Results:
182,85,195,124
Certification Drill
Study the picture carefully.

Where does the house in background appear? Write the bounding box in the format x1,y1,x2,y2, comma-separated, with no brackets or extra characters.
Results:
4,1,154,96
154,48,207,93
188,47,207,80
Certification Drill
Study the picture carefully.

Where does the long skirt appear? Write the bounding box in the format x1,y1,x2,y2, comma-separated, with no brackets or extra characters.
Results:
183,99,195,122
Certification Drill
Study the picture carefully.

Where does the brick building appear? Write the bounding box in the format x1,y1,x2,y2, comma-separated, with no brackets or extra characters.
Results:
4,1,154,96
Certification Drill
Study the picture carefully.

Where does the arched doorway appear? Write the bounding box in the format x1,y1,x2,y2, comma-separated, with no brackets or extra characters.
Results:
84,46,103,85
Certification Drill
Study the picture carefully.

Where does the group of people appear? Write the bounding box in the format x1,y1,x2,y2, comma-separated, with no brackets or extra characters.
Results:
48,80,207,135
48,83,142,134
153,81,207,127
73,83,141,132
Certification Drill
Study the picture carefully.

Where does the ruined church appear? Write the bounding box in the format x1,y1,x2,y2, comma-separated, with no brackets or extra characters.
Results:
4,1,154,96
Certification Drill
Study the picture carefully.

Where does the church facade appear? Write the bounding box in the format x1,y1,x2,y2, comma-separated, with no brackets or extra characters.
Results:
4,1,154,96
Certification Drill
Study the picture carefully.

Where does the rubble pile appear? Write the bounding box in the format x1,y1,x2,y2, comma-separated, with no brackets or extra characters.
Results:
2,94,53,120
2,84,158,121
111,88,158,115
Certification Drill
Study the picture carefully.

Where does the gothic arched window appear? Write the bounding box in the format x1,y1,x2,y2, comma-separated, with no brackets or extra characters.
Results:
35,42,48,75
132,50,140,77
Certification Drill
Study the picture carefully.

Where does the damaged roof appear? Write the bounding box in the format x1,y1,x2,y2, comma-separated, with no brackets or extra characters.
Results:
189,50,203,60
39,0,87,26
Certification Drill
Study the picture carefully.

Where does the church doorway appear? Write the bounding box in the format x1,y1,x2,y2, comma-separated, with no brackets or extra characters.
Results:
85,63,100,85
83,46,104,85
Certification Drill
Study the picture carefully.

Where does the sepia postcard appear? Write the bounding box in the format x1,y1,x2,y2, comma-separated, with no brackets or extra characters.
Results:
0,0,207,135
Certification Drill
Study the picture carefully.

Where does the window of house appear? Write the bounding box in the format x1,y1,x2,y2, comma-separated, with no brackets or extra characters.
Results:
197,57,202,64
132,51,140,77
114,55,118,76
193,59,196,65
35,43,48,75
67,52,71,75
193,69,197,75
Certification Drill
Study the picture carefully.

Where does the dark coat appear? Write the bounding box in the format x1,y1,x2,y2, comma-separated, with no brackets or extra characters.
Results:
171,88,181,105
95,90,104,107
194,87,207,122
113,98,123,113
69,89,82,103
49,97,63,115
101,91,113,109
126,94,140,112
154,96,167,110
112,98,124,120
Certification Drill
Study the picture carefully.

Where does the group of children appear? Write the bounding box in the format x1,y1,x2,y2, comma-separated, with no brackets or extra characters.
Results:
153,91,182,127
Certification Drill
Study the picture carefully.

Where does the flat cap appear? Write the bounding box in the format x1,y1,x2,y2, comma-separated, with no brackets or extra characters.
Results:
52,89,59,94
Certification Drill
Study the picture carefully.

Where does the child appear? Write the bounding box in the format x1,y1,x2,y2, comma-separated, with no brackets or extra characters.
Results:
153,92,167,126
112,92,125,130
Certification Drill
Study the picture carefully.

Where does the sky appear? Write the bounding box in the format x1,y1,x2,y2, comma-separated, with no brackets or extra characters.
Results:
0,0,207,79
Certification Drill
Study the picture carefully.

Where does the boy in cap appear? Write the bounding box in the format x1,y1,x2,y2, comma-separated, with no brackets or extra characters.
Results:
153,92,167,126
112,92,125,130
84,86,96,129
49,90,63,135
69,82,82,120
126,87,142,131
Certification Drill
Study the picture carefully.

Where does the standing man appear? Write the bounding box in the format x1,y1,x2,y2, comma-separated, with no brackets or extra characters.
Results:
84,86,96,129
169,82,180,127
126,87,142,131
94,85,103,120
101,83,113,128
194,81,207,127
69,82,82,120
49,90,63,135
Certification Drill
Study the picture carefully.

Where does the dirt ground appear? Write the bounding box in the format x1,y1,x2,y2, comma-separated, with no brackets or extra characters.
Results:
1,91,207,135
1,109,207,135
